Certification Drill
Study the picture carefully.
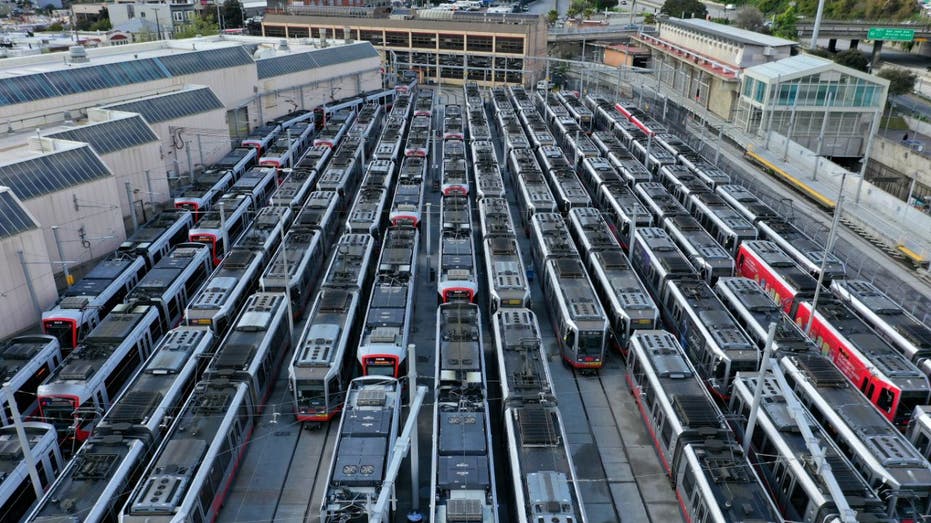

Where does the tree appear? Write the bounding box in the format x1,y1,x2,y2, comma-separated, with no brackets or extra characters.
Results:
660,0,707,18
173,14,219,39
222,0,244,29
734,6,765,31
89,18,111,31
643,12,656,24
878,67,917,97
567,0,589,17
833,49,868,72
546,8,558,24
771,4,797,39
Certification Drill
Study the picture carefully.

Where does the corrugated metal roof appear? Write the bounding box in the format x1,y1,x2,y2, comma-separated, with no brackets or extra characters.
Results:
255,43,379,79
0,47,245,108
0,188,38,239
665,18,797,47
0,146,111,200
104,87,224,123
157,46,254,75
743,54,834,82
46,116,158,155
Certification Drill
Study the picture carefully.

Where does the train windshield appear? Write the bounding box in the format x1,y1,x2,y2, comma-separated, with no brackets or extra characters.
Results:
40,397,76,428
579,331,603,355
296,382,326,410
366,361,396,377
43,320,76,349
896,392,927,426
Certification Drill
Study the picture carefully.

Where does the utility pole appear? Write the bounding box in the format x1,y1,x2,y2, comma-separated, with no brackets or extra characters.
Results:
197,135,205,167
810,0,826,50
742,322,776,456
51,226,72,287
407,344,420,518
186,141,195,184
145,169,154,206
278,212,293,333
811,91,834,181
125,182,139,232
782,93,799,162
805,174,847,336
4,385,44,499
714,126,723,165
854,110,880,204
17,251,42,317
764,74,781,149
369,385,428,523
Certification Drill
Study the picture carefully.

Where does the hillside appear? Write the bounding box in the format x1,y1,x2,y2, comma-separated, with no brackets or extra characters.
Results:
747,0,919,21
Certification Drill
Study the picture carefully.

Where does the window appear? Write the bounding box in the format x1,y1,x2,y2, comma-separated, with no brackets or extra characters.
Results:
877,388,895,412
411,32,436,49
438,33,463,50
789,480,808,516
915,432,930,458
495,37,524,54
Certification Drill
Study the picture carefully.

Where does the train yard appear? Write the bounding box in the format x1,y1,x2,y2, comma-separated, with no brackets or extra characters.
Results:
0,78,930,523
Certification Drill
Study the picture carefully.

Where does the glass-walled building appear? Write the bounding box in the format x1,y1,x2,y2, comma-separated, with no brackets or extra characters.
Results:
735,54,888,158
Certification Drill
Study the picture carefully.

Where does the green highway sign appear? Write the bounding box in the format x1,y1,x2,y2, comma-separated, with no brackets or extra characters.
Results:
867,27,916,41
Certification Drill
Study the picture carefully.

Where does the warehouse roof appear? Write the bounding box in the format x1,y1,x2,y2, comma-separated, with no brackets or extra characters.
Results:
256,43,379,79
0,187,39,239
0,145,111,200
103,87,225,124
663,18,796,47
46,115,158,155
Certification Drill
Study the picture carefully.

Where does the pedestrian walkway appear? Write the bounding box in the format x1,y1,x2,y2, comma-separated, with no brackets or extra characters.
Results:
631,73,931,265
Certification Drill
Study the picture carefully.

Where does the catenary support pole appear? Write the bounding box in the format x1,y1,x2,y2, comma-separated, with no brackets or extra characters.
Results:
370,386,428,523
805,174,847,336
186,142,194,184
5,385,43,499
742,322,776,455
125,182,138,232
51,226,71,287
407,344,420,514
17,250,42,317
811,92,834,181
145,169,154,205
854,110,880,204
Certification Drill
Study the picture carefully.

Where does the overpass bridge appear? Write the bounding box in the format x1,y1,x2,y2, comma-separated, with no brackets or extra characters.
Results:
796,21,931,40
548,26,639,42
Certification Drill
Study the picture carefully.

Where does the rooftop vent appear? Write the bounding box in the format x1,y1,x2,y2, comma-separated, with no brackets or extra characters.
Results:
278,39,289,51
68,45,88,64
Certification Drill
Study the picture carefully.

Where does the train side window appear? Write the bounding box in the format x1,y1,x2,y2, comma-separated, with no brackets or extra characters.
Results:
860,378,869,393
877,388,894,412
915,433,930,457
866,383,875,401
660,415,673,446
682,469,696,499
789,479,808,516
751,423,767,452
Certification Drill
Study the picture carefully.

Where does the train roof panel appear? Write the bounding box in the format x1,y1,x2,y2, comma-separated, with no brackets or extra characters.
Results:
438,455,489,490
130,437,206,513
85,308,151,342
439,410,487,455
332,437,388,487
441,341,481,372
371,286,408,308
294,323,339,367
0,336,54,373
340,410,392,437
